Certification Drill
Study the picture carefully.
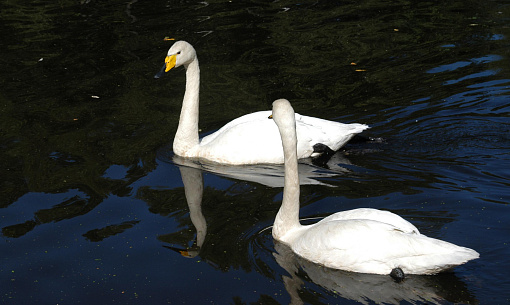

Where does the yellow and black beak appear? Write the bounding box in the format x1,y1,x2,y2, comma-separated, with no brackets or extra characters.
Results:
154,54,178,79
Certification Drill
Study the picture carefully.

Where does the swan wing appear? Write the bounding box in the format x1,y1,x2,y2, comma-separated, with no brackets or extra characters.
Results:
295,114,369,151
292,219,479,275
199,111,271,146
197,111,368,164
198,111,286,164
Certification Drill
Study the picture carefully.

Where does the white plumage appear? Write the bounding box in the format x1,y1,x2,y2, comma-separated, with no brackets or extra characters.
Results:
155,41,368,165
271,98,479,276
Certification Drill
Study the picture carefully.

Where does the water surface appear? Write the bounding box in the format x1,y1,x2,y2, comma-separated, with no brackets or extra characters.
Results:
1,0,509,304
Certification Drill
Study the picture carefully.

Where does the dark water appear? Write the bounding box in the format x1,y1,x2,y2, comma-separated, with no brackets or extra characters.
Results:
1,0,509,304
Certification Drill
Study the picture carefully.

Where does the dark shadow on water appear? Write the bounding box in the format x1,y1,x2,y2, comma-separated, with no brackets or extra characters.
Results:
83,220,140,242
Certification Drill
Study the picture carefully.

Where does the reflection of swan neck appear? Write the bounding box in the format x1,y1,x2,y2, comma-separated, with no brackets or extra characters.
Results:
273,111,301,242
180,166,206,250
190,205,207,249
174,58,200,156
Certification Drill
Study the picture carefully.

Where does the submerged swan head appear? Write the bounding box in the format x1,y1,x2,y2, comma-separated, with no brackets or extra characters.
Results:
155,40,197,78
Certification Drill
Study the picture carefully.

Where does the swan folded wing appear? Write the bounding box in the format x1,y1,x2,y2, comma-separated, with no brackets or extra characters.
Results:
323,208,420,235
199,111,272,146
197,111,318,164
198,111,286,164
291,220,403,274
296,114,369,151
196,110,368,164
292,220,478,275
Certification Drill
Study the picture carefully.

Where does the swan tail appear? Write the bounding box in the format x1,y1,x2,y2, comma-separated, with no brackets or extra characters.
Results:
329,123,370,151
398,239,480,275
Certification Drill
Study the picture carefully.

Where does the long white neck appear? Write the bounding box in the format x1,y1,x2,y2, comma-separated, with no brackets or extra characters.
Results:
173,58,200,156
273,120,301,242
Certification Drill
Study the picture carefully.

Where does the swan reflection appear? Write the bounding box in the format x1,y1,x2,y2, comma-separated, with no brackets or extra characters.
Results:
163,165,206,258
169,154,348,188
273,241,477,305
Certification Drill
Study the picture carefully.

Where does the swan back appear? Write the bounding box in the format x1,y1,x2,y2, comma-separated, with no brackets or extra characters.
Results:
323,208,420,235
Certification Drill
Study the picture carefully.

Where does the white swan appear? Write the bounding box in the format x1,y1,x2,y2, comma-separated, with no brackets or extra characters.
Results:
271,98,479,278
155,40,369,165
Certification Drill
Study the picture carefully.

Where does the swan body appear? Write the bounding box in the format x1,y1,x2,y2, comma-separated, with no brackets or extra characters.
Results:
155,41,369,165
271,98,479,276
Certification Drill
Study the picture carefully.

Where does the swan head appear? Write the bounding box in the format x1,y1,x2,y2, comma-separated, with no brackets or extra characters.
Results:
271,99,295,130
154,40,197,78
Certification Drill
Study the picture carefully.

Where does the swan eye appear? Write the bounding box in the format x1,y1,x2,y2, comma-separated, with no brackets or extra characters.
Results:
177,51,181,55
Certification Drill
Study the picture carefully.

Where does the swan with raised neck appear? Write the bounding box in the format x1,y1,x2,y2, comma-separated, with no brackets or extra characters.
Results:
155,41,370,165
271,98,479,278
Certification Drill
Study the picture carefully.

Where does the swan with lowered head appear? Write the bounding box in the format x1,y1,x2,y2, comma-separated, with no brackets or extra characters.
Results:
271,98,479,279
155,41,369,165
